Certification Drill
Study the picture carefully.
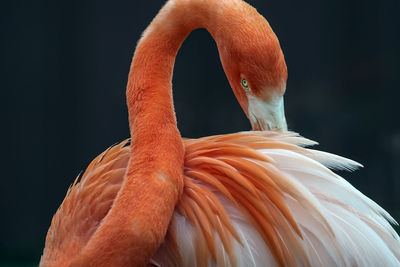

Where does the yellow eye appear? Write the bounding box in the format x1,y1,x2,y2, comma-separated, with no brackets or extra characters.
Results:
241,78,249,89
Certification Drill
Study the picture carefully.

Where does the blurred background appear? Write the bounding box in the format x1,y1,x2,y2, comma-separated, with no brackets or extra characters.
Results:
2,0,399,265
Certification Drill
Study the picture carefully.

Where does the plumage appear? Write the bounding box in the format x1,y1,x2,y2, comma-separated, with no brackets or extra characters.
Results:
40,0,400,266
42,132,400,266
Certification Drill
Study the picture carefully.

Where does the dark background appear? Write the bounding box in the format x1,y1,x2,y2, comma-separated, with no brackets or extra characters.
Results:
2,0,399,265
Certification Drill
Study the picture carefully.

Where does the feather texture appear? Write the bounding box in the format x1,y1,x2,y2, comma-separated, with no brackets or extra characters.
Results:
41,132,400,266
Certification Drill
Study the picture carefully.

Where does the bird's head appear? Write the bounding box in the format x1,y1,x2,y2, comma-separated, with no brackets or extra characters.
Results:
216,4,288,131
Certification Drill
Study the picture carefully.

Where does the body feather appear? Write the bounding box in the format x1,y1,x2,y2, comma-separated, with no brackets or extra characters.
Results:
41,131,400,266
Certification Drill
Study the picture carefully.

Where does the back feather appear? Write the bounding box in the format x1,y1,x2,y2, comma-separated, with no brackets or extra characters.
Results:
155,131,400,266
41,132,400,267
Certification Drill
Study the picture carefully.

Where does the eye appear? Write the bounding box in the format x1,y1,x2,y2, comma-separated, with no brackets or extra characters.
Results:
241,78,250,91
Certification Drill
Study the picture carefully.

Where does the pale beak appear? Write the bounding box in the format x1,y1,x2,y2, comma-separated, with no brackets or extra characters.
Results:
247,94,288,131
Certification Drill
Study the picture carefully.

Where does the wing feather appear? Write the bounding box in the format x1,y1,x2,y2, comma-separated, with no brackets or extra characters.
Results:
42,133,400,266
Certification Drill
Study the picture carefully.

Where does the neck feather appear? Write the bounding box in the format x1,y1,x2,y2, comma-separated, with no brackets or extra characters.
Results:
70,1,242,266
127,0,247,142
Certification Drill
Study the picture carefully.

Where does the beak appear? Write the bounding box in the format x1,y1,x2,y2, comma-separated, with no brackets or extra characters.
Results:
247,94,287,131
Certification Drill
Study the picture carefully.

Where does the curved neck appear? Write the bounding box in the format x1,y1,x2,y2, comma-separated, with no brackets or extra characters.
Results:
71,1,242,266
126,0,231,136
125,0,227,197
125,0,238,183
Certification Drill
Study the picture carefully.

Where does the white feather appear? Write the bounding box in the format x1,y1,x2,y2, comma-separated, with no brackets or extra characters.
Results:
154,132,400,266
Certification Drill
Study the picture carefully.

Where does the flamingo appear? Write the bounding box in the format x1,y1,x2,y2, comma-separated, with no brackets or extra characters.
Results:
40,0,400,266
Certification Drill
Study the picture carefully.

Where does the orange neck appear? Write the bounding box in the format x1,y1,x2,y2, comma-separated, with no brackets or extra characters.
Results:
70,1,236,266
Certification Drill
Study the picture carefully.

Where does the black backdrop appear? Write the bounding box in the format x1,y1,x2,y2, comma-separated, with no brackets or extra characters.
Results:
2,0,400,265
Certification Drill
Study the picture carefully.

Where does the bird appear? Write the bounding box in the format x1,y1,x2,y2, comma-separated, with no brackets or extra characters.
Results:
40,0,400,266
